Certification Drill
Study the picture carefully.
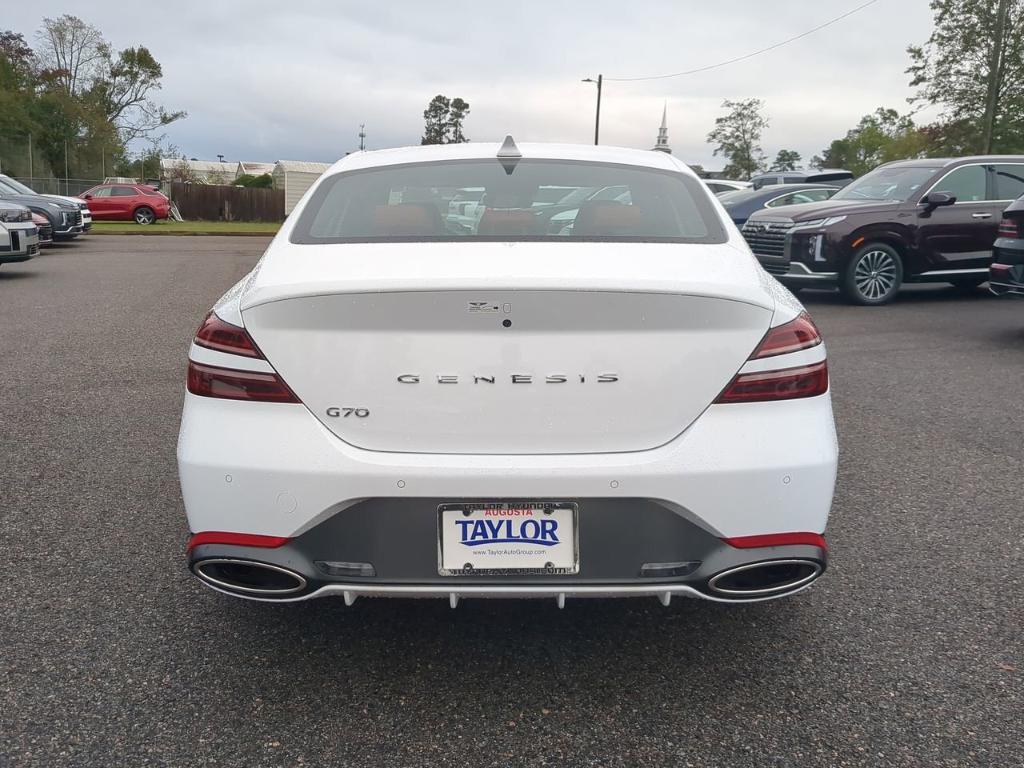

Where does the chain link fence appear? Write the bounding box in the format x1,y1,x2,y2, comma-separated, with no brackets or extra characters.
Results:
0,135,155,195
7,177,104,196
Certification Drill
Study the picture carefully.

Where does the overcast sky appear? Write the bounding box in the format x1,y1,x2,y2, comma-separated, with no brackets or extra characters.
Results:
7,0,939,170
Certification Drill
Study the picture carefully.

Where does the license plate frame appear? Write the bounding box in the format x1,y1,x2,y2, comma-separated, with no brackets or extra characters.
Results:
437,501,579,576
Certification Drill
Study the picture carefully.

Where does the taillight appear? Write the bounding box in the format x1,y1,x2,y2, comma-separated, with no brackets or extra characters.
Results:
716,361,828,403
998,218,1020,238
716,313,828,403
187,361,299,402
194,312,263,357
188,313,298,403
751,312,822,358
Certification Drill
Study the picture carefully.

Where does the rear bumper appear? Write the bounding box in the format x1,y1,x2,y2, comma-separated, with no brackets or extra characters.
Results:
990,240,1024,297
178,390,837,601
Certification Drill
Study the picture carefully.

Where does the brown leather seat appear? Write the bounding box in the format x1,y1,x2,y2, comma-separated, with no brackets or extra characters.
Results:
572,201,645,236
372,203,443,236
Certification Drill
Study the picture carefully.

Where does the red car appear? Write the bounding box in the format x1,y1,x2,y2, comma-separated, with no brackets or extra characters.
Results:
81,183,170,225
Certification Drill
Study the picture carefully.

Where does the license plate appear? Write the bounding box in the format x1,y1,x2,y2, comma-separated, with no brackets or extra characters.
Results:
438,502,579,576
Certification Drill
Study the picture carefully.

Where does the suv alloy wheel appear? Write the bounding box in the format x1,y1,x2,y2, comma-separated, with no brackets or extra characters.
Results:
134,206,155,225
842,243,903,305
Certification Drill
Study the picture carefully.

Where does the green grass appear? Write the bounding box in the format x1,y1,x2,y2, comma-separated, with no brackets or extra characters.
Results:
90,220,281,235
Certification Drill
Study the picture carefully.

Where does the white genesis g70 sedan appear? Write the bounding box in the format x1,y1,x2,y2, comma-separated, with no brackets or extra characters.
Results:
177,138,838,606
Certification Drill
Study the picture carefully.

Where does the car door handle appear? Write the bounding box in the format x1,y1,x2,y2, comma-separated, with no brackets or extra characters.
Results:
972,213,992,219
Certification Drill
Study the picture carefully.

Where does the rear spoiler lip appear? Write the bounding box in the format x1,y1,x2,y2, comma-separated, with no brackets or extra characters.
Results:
239,242,776,314
240,282,776,314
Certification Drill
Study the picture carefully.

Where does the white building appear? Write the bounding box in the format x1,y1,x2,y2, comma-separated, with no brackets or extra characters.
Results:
652,104,671,154
235,162,276,179
272,160,331,214
159,158,238,184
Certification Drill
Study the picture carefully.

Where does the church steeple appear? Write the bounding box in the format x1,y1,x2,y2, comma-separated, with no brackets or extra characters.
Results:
652,103,671,154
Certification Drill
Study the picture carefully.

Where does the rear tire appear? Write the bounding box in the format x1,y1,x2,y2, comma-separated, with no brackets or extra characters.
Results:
134,206,155,225
841,243,903,305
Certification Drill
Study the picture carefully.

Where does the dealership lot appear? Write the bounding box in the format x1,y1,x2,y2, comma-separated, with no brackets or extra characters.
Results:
1,236,1021,767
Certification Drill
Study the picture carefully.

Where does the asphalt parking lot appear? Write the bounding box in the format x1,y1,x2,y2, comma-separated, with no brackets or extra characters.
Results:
1,235,1021,768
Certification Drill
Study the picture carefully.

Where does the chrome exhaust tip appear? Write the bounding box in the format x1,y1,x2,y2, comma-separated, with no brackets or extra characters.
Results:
707,559,822,599
193,558,307,596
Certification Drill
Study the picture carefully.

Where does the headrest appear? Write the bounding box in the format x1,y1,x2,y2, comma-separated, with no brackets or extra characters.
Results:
572,201,644,236
372,203,442,235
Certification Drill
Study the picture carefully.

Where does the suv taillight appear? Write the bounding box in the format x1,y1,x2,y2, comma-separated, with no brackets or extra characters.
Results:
715,313,828,404
187,312,298,403
998,218,1020,238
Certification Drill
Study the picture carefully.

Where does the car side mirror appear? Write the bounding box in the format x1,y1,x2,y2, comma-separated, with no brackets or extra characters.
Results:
921,191,956,209
83,194,92,200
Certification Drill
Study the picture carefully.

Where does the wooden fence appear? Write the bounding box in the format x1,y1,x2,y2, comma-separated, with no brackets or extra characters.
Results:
167,182,284,222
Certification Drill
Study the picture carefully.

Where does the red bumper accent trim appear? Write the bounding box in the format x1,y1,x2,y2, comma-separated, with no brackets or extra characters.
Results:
723,532,827,550
187,531,291,554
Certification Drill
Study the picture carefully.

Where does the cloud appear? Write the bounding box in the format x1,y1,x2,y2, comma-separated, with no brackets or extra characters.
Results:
8,0,935,169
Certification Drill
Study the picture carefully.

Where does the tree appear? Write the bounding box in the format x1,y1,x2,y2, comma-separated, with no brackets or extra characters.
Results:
707,99,768,180
35,15,108,97
34,15,184,147
770,149,802,172
0,31,35,82
421,94,471,144
811,108,929,176
448,97,470,143
235,173,273,188
93,45,185,143
421,95,450,145
907,0,1024,154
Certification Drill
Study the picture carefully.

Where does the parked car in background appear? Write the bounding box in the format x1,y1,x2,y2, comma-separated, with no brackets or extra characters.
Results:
0,201,40,265
750,169,854,190
705,179,751,195
31,212,53,247
989,194,1024,298
718,184,840,227
0,174,92,232
0,188,82,241
742,156,1024,304
81,183,171,225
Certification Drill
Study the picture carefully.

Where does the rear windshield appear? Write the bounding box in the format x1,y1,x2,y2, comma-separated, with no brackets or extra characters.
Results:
290,159,727,244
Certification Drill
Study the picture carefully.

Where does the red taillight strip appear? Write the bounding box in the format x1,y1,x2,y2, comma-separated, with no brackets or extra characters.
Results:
187,360,299,403
193,312,264,358
715,360,828,404
990,264,1013,280
187,531,291,554
723,532,827,550
997,218,1020,238
752,312,823,359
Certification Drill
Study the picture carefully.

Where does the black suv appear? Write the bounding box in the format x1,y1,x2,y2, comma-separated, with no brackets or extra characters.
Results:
743,157,1024,304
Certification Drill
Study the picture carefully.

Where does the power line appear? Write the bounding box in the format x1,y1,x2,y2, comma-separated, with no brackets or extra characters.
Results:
605,0,883,82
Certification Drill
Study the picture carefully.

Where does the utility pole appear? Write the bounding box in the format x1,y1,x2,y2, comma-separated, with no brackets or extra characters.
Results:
359,124,366,151
982,0,1011,154
28,133,32,180
582,75,603,145
64,139,69,195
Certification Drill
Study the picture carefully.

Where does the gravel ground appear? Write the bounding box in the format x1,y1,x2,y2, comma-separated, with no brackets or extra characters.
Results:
1,236,1021,768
